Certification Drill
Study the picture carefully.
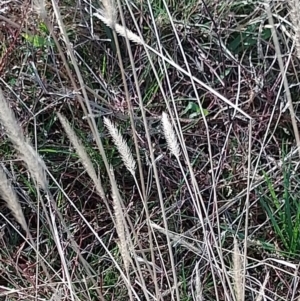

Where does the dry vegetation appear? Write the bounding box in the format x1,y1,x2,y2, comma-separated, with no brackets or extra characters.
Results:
1,0,300,300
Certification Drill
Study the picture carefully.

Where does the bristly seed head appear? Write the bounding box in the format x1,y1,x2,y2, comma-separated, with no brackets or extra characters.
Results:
93,0,143,45
0,166,28,232
32,0,47,20
100,0,117,29
57,113,107,201
0,89,48,190
289,0,300,59
104,117,136,176
161,112,180,158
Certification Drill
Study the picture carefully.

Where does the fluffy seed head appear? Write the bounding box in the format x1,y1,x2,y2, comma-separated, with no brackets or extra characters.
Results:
161,112,180,158
0,167,28,231
32,0,47,20
94,0,143,44
0,89,48,190
104,117,136,176
110,167,130,272
99,0,117,28
57,113,106,201
289,0,300,59
93,13,143,45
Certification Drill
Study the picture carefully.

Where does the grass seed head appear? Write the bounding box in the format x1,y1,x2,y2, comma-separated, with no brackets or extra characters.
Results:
161,112,180,158
32,0,47,20
99,0,117,29
104,117,136,176
0,89,48,190
57,113,106,201
110,166,130,272
0,167,28,232
289,0,300,59
233,238,243,301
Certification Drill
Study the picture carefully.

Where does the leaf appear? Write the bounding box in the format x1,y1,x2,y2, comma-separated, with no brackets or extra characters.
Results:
228,24,271,54
39,22,49,34
182,101,209,119
22,33,52,48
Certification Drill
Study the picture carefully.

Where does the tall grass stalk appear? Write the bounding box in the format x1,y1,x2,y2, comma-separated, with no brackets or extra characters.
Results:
49,0,116,189
100,0,162,298
266,2,300,159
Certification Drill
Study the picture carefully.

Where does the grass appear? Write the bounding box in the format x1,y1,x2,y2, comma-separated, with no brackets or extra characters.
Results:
259,151,300,259
1,0,300,300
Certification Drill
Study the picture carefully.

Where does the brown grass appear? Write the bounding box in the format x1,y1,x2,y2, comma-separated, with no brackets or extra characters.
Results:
1,0,300,300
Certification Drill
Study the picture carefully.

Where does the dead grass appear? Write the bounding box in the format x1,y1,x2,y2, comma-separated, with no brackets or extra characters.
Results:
0,0,300,300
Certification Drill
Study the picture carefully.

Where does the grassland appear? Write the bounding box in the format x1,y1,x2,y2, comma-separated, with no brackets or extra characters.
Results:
1,0,300,300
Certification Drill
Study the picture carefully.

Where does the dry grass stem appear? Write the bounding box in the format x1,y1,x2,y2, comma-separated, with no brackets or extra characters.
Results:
0,89,48,190
2,1,299,300
161,112,180,158
57,113,106,201
0,167,28,232
266,4,300,159
255,271,269,301
110,167,130,272
151,222,203,255
233,238,243,301
104,117,136,175
195,264,203,301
